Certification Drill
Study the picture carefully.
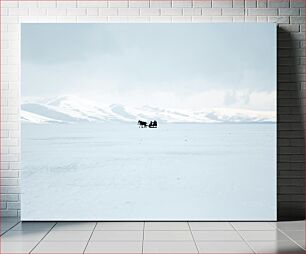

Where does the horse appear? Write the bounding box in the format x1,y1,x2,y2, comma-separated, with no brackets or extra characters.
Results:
138,120,147,128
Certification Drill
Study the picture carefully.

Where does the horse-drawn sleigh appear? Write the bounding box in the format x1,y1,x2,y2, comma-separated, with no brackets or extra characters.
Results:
138,120,158,128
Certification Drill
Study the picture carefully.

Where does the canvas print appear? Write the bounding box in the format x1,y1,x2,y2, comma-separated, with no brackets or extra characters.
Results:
21,24,276,220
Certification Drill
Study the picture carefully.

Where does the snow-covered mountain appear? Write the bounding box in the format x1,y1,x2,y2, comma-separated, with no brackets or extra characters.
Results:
21,95,276,124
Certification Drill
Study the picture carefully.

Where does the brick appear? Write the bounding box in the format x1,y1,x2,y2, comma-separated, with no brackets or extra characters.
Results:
247,8,278,15
118,8,140,16
257,16,268,22
107,16,129,22
1,17,19,24
108,0,129,8
57,1,77,8
172,0,192,7
257,0,267,8
268,16,290,23
129,0,149,7
0,178,19,186
278,8,300,15
0,170,18,178
86,8,99,16
192,16,212,22
47,8,67,16
9,8,29,16
233,0,244,7
245,16,257,22
7,202,20,210
1,186,20,194
150,0,171,7
290,0,305,7
29,8,47,16
290,16,305,24
150,16,172,22
278,195,304,202
278,24,300,32
279,130,304,138
0,210,18,217
9,162,20,170
222,8,245,15
38,1,56,8
245,0,256,7
0,202,7,210
127,16,149,22
212,0,233,7
183,8,202,15
99,8,118,16
193,0,211,7
202,8,221,15
77,1,108,8
1,1,18,8
67,8,87,16
212,16,233,22
1,8,9,16
19,1,38,8
161,8,183,16
268,0,290,7
278,186,304,194
0,194,19,202
291,139,305,146
172,16,193,22
140,8,160,16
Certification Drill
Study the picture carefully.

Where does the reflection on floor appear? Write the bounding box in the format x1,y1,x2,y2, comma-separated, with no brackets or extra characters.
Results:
1,218,304,253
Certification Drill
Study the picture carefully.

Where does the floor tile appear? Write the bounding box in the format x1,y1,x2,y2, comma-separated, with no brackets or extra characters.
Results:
96,222,144,231
143,241,198,253
232,222,275,231
91,230,143,241
192,230,242,241
249,240,304,253
295,240,305,250
144,230,193,241
145,222,190,230
52,222,96,231
1,241,37,253
282,230,305,249
32,241,87,253
42,230,92,241
189,222,234,231
1,224,17,234
197,241,253,253
0,230,48,242
283,230,305,241
85,241,142,253
239,230,291,241
274,221,305,231
11,222,55,231
0,221,21,234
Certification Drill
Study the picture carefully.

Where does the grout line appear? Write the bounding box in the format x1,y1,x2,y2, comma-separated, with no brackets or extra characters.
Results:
29,222,57,254
0,220,20,236
276,227,305,251
83,222,97,254
229,222,256,254
141,221,145,254
268,221,277,229
187,221,200,254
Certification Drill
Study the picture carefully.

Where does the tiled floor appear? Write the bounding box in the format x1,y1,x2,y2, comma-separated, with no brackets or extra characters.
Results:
0,218,304,253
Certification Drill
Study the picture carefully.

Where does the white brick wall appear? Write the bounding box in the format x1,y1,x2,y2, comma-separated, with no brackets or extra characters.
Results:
0,0,305,219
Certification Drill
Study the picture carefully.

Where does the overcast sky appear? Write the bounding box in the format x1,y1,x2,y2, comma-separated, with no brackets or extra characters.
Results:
21,23,276,111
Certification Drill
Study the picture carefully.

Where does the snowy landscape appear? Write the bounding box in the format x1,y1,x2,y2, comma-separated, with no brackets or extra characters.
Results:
21,95,276,125
21,23,277,220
